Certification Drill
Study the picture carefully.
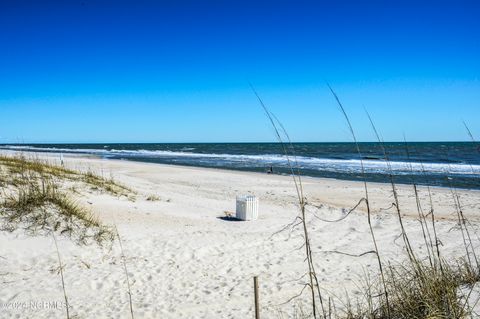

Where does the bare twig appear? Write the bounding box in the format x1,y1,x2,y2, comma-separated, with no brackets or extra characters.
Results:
115,225,134,319
52,232,70,319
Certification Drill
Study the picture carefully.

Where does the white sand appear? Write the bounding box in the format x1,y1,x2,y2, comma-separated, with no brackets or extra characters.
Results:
1,152,479,318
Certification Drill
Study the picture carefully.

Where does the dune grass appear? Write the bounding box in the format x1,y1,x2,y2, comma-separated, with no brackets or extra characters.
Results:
0,153,130,244
339,259,480,319
0,154,132,196
1,177,113,244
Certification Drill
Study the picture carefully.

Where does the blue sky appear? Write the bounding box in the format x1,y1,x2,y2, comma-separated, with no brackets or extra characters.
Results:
0,0,479,143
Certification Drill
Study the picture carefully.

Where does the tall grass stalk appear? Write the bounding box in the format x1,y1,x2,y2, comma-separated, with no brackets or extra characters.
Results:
328,85,391,317
410,143,443,270
402,137,436,268
251,84,326,318
364,110,416,263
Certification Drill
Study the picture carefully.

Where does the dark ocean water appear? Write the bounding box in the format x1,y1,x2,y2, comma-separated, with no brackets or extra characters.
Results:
1,142,479,190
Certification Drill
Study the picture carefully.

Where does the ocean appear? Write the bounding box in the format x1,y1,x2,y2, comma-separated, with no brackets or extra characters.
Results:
1,142,479,190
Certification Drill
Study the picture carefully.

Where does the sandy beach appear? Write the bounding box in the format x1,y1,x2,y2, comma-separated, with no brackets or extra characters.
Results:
1,151,480,318
2,1,479,317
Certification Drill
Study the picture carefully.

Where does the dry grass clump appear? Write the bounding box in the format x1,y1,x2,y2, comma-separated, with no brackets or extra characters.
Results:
342,259,480,319
0,154,71,177
1,177,113,245
82,170,132,196
0,153,120,244
0,154,132,196
384,261,478,318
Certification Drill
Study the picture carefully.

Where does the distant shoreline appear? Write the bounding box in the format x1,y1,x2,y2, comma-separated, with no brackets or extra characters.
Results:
1,148,480,193
1,141,479,190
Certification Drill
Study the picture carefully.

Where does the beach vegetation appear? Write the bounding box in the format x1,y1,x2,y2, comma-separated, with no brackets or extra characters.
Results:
252,85,480,318
0,153,133,244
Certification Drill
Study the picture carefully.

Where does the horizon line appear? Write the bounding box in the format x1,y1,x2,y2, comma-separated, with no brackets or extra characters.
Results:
0,140,476,145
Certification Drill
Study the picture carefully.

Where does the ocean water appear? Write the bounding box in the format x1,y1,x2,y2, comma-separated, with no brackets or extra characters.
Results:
1,142,479,190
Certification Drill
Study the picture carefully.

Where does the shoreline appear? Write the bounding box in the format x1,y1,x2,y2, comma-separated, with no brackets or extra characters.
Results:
2,149,480,194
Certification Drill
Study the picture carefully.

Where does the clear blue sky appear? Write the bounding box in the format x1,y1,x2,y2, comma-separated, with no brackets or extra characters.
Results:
0,0,479,143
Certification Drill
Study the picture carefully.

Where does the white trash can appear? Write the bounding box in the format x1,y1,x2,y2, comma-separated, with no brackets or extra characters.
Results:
236,195,259,221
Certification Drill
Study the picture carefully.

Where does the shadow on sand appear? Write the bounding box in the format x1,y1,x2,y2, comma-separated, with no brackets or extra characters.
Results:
217,216,242,222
